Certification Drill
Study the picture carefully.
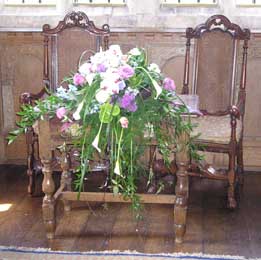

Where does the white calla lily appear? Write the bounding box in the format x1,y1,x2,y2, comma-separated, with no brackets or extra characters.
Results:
151,78,162,99
92,133,101,153
114,160,121,176
73,101,84,120
86,73,95,86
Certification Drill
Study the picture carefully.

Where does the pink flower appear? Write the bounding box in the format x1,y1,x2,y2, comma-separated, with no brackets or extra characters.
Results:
163,77,176,92
119,117,129,128
73,73,85,86
56,107,67,119
61,122,72,132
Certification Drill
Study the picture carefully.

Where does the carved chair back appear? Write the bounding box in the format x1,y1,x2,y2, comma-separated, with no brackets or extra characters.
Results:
20,12,110,196
182,15,250,116
42,11,110,92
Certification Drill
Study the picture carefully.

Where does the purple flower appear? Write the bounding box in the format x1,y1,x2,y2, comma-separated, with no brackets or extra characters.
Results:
163,77,176,92
97,63,107,73
73,73,85,86
118,65,135,79
119,92,138,112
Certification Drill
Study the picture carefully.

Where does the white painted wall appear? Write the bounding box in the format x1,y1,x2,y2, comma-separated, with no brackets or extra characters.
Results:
0,0,261,31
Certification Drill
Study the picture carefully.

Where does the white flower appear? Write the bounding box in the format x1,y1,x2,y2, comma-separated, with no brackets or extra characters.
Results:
129,47,141,56
126,87,139,96
79,63,92,75
106,53,121,68
56,86,69,99
92,133,101,153
119,117,129,128
100,77,120,95
73,101,84,120
90,51,106,65
148,63,161,74
86,73,95,86
101,68,119,80
68,84,77,93
108,45,123,57
95,89,110,104
33,106,40,113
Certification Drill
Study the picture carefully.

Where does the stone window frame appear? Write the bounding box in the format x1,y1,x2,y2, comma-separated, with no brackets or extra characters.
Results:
236,0,261,7
161,0,218,7
4,0,56,6
73,0,126,6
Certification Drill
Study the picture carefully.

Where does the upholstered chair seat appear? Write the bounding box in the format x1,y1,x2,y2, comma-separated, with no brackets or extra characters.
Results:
191,115,242,144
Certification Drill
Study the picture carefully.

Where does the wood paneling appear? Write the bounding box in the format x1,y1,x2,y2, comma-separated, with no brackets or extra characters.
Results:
0,31,260,169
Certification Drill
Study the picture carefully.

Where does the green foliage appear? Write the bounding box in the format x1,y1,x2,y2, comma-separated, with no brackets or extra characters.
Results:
7,46,202,217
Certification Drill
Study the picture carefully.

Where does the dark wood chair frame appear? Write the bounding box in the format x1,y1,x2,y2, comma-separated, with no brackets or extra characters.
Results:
182,14,250,208
20,11,110,196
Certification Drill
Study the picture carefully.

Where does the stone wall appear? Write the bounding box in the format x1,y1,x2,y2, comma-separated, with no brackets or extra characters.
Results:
1,0,261,31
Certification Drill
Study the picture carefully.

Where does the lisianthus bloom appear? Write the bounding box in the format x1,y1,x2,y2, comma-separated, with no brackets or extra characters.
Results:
79,63,92,75
73,73,85,86
148,63,161,74
128,47,141,56
95,89,110,104
108,45,123,57
119,92,137,112
61,122,72,132
96,63,107,73
119,117,129,128
118,65,135,79
56,107,67,119
90,51,106,66
163,77,176,92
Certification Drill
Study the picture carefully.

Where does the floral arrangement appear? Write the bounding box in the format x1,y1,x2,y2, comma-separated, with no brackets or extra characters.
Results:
8,45,195,213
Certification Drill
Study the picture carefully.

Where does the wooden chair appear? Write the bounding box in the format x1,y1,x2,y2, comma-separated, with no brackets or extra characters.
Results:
20,11,110,196
182,15,250,208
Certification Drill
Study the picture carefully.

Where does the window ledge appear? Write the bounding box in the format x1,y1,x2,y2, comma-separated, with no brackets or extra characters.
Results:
236,4,261,7
161,3,218,7
5,3,56,6
73,3,126,7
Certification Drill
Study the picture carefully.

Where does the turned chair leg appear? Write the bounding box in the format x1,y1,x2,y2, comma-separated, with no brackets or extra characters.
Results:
60,150,72,212
42,159,56,239
237,139,244,185
174,162,189,243
174,132,189,243
27,167,34,195
227,150,237,209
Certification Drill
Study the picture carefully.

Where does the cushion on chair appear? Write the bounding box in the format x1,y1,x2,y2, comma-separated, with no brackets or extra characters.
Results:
191,115,242,144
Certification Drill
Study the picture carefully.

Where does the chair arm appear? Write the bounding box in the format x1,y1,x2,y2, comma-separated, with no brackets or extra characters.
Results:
229,105,241,120
200,109,230,116
235,98,245,117
20,86,48,105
